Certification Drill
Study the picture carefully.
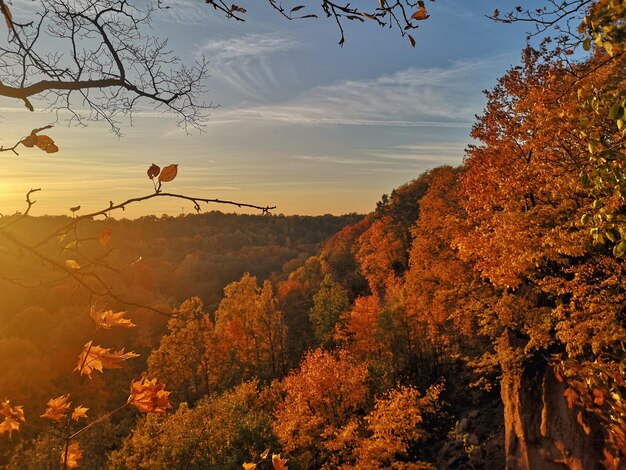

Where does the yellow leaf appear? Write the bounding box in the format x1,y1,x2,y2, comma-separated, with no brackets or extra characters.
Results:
90,306,136,329
65,259,81,270
242,464,257,470
75,340,139,378
71,406,89,421
41,395,71,422
158,164,178,183
261,448,270,459
60,442,82,470
99,227,113,246
0,400,25,438
128,378,172,413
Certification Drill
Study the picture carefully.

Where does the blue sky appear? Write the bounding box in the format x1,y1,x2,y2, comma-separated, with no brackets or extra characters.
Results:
1,0,539,217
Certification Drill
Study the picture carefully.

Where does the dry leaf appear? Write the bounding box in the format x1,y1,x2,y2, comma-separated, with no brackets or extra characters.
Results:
71,406,89,421
99,227,113,246
412,6,428,20
60,442,83,470
65,259,81,270
147,163,160,180
231,4,246,13
408,34,416,48
35,135,58,153
1,2,13,32
0,400,25,438
272,454,289,470
75,340,139,378
261,449,270,459
90,307,136,329
41,395,71,422
128,378,172,413
158,164,178,183
242,464,257,470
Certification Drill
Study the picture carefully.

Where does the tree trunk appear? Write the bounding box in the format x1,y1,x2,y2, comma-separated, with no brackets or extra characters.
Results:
499,334,602,469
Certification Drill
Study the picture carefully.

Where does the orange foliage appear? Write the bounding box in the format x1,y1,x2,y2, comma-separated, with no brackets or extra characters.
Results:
275,349,368,467
128,378,172,413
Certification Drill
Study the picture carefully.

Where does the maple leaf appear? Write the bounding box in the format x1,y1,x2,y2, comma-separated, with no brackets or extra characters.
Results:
0,400,25,438
90,306,136,329
61,442,83,469
272,454,289,470
128,378,172,413
41,395,71,422
71,406,89,421
75,340,139,378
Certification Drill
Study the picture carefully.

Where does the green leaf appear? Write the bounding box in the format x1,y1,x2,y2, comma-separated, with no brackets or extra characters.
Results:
609,102,624,120
583,37,591,51
612,240,626,257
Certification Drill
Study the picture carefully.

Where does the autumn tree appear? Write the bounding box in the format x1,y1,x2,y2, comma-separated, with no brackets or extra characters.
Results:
147,297,215,405
274,348,369,469
214,273,286,385
453,43,626,466
308,274,350,346
109,380,278,470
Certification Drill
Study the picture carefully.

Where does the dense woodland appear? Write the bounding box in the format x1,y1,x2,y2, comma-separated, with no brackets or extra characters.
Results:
1,0,626,469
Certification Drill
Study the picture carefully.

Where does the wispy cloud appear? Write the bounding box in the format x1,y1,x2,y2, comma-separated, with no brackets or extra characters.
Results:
198,32,300,96
212,55,508,128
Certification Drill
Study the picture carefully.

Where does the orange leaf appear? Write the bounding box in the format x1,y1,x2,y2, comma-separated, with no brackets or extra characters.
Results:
592,388,605,406
75,340,139,378
158,164,178,183
242,464,257,470
272,454,289,470
1,2,13,32
0,400,25,438
577,411,591,435
60,442,82,469
35,135,58,153
99,227,113,246
412,6,428,20
563,387,578,409
128,378,172,413
41,395,71,422
71,406,89,421
90,307,136,329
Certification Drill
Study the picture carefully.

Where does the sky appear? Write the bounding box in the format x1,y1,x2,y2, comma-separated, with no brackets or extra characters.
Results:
1,0,540,218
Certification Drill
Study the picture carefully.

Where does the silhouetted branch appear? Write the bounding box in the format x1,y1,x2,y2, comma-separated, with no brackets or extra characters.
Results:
0,0,211,135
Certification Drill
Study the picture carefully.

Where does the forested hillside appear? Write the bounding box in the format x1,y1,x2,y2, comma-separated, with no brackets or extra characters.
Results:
0,212,361,468
1,1,626,469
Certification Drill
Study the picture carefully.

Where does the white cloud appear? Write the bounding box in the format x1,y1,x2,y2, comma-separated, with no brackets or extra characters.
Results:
212,55,508,127
198,33,296,61
197,32,300,96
